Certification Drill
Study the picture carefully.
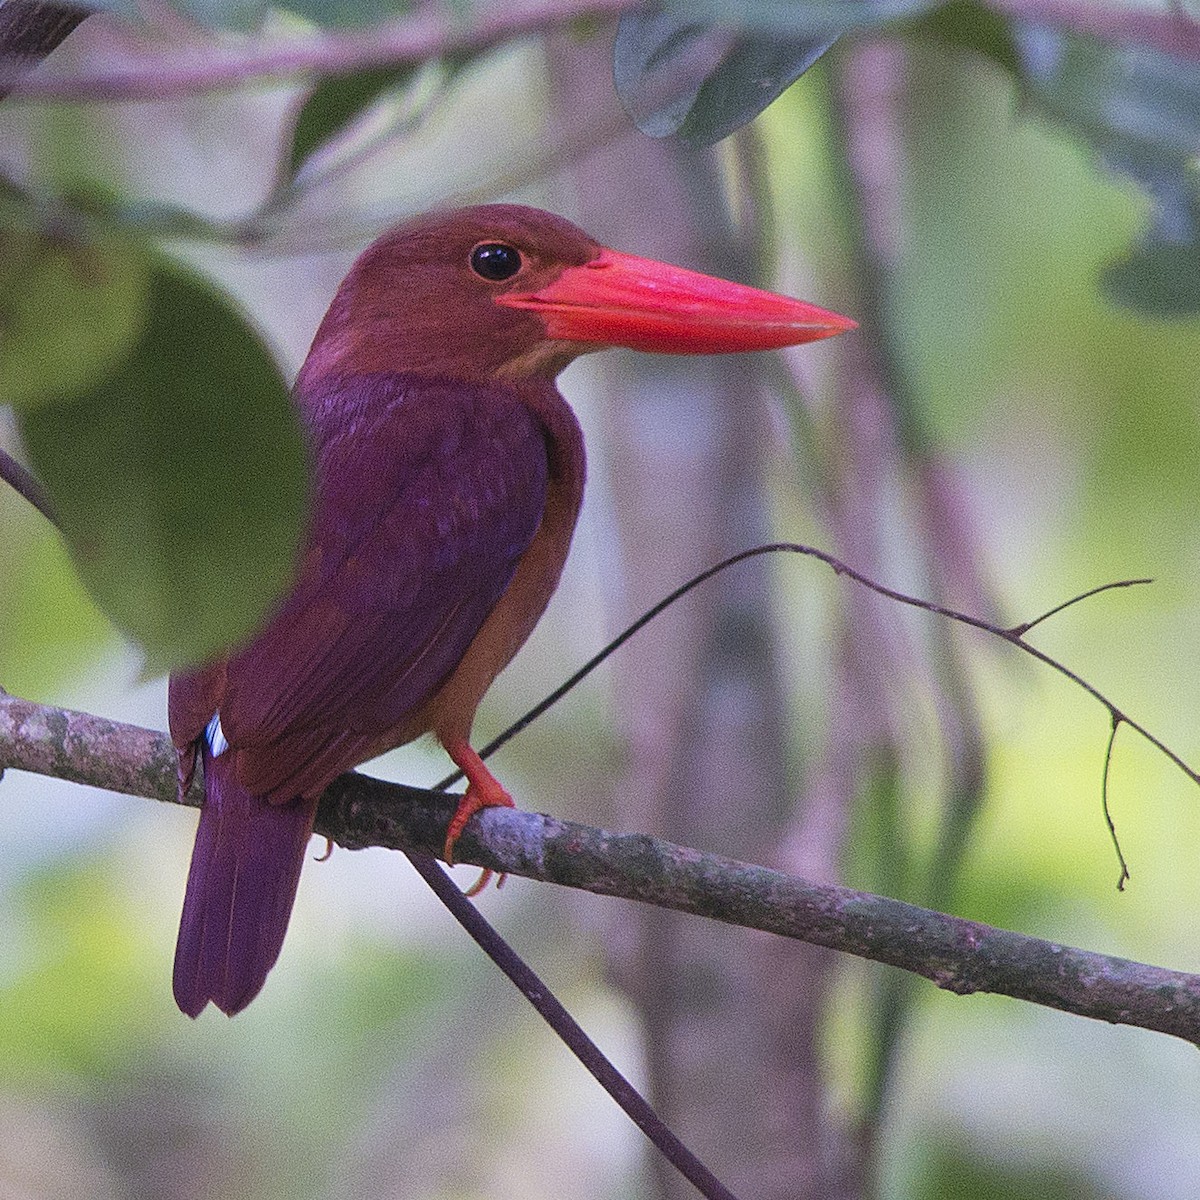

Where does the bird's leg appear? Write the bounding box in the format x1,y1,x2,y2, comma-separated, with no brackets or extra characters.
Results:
442,739,514,892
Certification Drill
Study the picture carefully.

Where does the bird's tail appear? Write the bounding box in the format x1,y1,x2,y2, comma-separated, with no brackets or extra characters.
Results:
173,745,318,1018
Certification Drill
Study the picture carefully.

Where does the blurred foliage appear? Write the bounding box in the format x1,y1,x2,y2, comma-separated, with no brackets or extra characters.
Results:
917,1138,1117,1200
919,0,1018,73
0,209,148,409
284,63,420,179
0,520,114,695
14,245,308,670
620,0,1200,317
3,2,1200,1200
80,0,417,30
2,0,1195,669
613,12,837,143
1016,24,1200,315
0,855,169,1083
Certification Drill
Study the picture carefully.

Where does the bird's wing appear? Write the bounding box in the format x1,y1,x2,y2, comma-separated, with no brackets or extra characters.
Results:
169,660,226,752
182,373,550,800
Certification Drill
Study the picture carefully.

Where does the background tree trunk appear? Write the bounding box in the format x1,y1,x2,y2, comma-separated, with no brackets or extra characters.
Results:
548,34,856,1200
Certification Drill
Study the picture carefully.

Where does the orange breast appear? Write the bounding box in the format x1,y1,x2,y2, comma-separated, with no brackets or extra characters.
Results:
423,381,586,749
426,468,582,746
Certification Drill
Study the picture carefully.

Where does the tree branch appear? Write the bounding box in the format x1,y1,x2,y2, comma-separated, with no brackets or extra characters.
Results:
5,0,1199,104
984,0,1200,62
3,688,1199,1047
1,0,643,102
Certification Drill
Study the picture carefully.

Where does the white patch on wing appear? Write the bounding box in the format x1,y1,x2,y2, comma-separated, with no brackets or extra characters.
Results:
205,712,230,757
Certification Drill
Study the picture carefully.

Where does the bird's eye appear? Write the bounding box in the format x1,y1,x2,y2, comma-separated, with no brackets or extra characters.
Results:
470,242,523,282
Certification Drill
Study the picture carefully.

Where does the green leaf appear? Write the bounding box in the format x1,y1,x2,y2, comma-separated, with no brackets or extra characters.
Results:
1017,26,1200,316
918,0,1018,76
614,13,835,145
1102,214,1200,316
0,223,150,409
281,0,414,27
614,18,736,140
679,35,838,145
614,0,938,145
286,64,417,180
18,253,309,671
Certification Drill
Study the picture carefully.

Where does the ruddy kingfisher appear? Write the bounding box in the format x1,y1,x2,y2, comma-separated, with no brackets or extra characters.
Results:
169,204,854,1017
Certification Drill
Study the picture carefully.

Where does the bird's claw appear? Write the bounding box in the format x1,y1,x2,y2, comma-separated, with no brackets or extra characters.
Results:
441,739,515,894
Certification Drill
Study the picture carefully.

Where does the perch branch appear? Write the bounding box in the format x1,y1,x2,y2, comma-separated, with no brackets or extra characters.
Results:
3,689,1200,1047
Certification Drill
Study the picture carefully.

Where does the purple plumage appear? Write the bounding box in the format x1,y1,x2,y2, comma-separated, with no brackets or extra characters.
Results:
165,204,849,1018
173,740,318,1017
169,373,557,1016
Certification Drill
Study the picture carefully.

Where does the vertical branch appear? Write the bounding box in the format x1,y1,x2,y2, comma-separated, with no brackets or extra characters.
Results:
827,45,927,1180
826,39,992,1186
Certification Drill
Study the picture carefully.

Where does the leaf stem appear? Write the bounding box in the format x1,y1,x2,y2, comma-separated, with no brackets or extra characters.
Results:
0,445,55,525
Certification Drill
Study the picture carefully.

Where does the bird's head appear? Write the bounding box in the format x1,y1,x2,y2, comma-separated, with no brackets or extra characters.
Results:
298,204,855,389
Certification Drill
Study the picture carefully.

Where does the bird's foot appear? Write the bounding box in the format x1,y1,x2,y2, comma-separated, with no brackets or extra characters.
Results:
442,739,515,893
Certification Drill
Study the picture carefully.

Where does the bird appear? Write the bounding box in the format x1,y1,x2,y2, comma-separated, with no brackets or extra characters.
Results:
168,204,855,1017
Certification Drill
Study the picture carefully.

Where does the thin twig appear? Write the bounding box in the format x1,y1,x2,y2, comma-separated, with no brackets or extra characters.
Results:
240,102,643,258
1102,717,1131,892
1009,577,1153,638
439,543,1194,800
1,449,1189,829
